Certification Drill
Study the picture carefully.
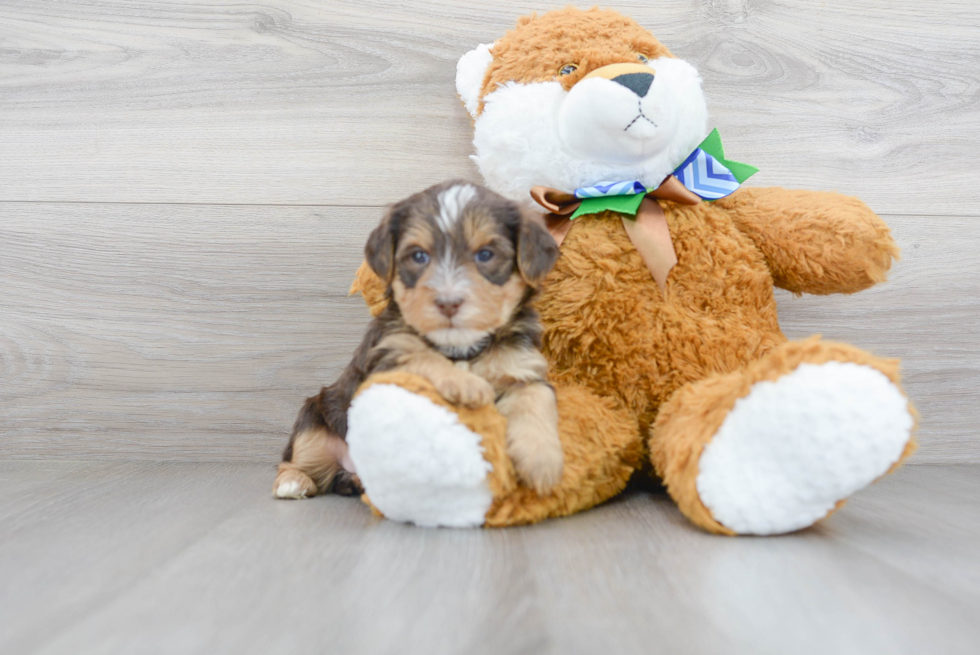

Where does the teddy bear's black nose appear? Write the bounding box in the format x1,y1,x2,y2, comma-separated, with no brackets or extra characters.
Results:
612,72,654,97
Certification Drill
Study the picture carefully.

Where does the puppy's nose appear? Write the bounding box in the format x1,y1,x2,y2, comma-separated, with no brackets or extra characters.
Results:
435,298,463,318
612,72,654,98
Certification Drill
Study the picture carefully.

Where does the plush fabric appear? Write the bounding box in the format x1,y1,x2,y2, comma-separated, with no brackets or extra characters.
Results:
350,371,641,527
458,8,709,211
346,7,917,533
348,376,497,528
651,337,918,535
478,8,674,99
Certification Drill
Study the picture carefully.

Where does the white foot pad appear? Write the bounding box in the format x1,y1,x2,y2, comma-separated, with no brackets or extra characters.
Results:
696,362,913,535
346,384,492,528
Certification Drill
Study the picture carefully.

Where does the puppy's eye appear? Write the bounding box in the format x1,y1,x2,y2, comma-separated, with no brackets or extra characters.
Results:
637,53,649,64
558,64,578,76
475,249,494,263
411,251,430,265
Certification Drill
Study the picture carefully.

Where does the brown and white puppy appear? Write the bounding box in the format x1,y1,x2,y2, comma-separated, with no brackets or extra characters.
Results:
273,180,562,499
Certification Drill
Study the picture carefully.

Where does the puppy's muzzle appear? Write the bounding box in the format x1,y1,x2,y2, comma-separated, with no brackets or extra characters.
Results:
435,297,463,318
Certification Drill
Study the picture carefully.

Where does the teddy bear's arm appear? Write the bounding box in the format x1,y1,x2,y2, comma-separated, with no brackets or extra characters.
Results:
350,261,389,316
717,187,899,295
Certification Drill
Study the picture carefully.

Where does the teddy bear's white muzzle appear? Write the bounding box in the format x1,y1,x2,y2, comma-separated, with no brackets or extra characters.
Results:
558,75,680,165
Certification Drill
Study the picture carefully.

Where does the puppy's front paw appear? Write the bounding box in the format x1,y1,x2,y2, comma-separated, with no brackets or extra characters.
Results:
509,425,564,494
436,373,496,409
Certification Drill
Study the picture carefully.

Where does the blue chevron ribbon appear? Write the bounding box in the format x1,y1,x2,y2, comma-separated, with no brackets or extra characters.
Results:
574,180,647,199
673,148,740,200
568,129,758,219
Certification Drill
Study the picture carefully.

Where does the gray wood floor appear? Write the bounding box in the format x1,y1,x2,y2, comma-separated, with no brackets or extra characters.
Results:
1,461,978,655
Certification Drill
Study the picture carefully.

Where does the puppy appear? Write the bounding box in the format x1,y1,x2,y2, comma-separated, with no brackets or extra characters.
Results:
273,180,563,500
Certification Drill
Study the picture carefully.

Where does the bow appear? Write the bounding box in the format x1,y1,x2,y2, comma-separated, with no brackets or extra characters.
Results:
530,129,757,291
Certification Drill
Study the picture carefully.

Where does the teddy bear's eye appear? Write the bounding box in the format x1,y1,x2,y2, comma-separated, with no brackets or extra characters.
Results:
558,64,578,76
637,53,649,64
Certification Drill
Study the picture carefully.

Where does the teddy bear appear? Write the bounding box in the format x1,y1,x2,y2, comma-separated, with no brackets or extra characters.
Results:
343,7,916,534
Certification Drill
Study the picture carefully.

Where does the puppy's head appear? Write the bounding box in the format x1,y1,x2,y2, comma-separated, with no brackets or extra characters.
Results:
365,181,558,354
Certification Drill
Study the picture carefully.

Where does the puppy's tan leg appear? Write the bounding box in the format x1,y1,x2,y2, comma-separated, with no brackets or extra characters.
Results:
402,351,495,408
429,366,496,409
496,382,563,494
374,334,495,409
273,429,347,499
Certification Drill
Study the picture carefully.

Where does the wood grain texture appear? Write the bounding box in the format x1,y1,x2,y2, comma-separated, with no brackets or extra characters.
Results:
1,0,978,213
1,461,978,655
776,215,980,463
0,203,976,463
0,203,376,461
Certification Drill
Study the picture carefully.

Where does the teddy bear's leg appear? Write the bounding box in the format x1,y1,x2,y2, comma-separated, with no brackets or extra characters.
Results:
346,372,501,527
346,372,642,528
484,381,643,526
649,337,917,535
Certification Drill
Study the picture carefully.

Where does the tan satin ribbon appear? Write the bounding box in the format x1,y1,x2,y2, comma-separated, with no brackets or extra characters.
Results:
530,175,700,291
621,198,677,290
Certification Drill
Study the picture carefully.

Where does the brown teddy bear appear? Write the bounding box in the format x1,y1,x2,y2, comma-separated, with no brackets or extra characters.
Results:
344,7,916,534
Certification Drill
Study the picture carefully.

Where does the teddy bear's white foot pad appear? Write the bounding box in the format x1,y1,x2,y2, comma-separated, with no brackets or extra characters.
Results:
346,384,492,528
696,362,913,535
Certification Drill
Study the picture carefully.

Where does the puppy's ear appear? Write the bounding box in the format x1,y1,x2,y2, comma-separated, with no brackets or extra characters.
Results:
517,212,559,285
365,204,405,283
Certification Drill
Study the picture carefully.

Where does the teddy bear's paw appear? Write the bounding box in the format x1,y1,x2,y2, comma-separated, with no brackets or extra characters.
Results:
696,361,914,535
272,467,317,500
346,383,493,527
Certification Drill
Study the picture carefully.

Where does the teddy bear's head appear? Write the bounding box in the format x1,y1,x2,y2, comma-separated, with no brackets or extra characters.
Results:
456,7,708,207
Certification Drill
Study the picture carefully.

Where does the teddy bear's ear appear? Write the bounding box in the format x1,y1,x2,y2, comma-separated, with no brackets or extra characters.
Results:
456,43,494,118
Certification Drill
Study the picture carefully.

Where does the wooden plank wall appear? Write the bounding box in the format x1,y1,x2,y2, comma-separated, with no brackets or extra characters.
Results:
1,0,977,463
